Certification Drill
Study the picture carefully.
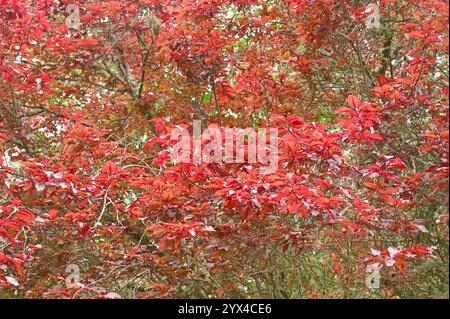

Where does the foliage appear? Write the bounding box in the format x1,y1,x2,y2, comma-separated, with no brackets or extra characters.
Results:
0,0,448,298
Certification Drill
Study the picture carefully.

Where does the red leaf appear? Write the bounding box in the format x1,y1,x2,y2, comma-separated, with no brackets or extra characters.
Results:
346,95,360,108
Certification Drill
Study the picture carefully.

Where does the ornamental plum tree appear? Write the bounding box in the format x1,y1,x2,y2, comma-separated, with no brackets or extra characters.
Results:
0,0,448,298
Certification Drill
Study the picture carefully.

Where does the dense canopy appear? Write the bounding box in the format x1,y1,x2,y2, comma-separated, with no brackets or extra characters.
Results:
0,0,448,298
